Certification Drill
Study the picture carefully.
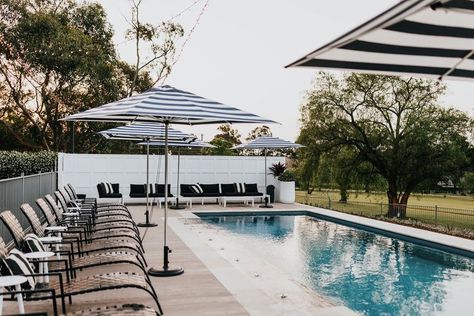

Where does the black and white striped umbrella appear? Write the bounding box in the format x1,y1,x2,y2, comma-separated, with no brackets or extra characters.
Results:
233,136,304,150
63,85,275,277
138,139,215,148
63,85,275,124
98,123,196,220
287,0,474,80
233,136,303,208
99,123,196,142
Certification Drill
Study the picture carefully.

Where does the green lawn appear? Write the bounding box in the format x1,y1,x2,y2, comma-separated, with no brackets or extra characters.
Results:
296,190,474,230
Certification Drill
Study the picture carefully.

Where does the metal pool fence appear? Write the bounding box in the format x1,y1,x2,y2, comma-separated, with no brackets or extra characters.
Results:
0,171,57,241
297,193,474,230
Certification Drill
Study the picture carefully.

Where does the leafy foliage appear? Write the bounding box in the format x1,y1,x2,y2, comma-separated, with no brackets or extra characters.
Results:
268,162,286,178
278,170,296,182
0,151,56,179
297,72,473,216
207,124,241,155
0,0,182,153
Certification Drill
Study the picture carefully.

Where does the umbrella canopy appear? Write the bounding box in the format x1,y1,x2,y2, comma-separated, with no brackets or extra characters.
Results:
63,84,275,277
63,85,276,124
233,136,304,150
287,0,474,80
139,139,215,148
233,136,303,208
98,123,196,142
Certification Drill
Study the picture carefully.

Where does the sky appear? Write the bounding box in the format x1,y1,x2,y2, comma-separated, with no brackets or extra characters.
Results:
98,0,474,142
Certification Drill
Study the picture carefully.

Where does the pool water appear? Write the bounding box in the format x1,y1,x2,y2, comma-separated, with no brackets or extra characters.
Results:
199,215,474,316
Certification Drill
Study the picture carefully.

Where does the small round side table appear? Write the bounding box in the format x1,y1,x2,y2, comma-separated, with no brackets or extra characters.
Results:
0,275,27,315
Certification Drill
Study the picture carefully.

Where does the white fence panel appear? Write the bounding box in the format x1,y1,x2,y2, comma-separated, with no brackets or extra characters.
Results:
58,153,285,202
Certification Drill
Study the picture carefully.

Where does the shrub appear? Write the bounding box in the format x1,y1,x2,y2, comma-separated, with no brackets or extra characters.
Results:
269,162,286,178
278,170,296,182
0,151,57,179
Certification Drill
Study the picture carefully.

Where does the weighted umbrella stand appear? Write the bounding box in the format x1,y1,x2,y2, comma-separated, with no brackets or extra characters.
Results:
260,148,273,208
137,138,158,227
148,121,184,276
170,148,185,210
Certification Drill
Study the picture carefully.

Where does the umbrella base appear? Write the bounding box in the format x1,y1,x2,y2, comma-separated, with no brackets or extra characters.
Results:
137,222,158,227
148,266,184,277
169,205,186,210
259,204,273,208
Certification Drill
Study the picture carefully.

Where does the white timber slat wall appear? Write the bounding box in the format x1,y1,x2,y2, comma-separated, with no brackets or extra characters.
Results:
57,153,285,202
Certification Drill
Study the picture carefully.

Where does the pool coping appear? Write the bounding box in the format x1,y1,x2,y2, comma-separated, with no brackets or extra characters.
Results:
193,204,474,259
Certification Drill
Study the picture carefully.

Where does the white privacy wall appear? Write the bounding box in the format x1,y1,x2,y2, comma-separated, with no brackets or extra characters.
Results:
58,153,285,201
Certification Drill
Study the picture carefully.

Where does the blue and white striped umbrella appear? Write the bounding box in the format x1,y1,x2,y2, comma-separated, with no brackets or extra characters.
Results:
98,123,196,142
287,0,474,81
233,136,303,207
63,85,276,124
233,136,304,150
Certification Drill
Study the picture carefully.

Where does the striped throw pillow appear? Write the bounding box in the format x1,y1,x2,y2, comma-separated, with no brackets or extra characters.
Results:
4,249,36,290
24,234,46,252
195,184,204,194
190,185,201,194
105,183,113,194
235,183,246,193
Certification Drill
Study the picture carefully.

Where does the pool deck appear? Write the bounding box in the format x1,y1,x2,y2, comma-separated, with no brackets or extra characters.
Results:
4,201,473,315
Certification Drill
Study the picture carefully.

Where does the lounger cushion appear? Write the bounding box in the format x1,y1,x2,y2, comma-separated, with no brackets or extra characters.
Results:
130,184,146,197
221,183,236,195
199,184,220,195
244,183,259,193
180,184,202,196
4,249,36,290
24,234,46,252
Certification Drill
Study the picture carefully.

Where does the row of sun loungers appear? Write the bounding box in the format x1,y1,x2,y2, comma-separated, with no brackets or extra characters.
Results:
0,184,162,315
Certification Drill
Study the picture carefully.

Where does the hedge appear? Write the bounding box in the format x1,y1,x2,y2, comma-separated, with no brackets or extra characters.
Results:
0,151,57,179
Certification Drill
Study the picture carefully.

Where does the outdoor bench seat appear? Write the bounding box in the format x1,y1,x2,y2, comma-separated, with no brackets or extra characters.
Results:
97,183,123,199
129,184,174,198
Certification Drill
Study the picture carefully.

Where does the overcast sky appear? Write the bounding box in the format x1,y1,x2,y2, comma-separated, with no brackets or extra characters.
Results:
98,0,474,142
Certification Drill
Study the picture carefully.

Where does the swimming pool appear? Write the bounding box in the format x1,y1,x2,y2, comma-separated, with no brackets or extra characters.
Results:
197,214,474,316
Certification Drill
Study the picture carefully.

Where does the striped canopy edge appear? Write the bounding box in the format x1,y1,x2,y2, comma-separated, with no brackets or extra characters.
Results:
137,139,216,148
232,136,304,149
286,0,474,80
62,85,278,125
98,123,197,142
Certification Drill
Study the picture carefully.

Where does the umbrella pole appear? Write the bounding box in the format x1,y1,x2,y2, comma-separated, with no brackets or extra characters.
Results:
149,121,184,277
170,148,185,209
137,138,157,227
260,147,273,208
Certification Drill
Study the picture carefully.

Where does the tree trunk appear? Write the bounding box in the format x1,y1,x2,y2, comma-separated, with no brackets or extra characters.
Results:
339,186,348,203
398,192,410,218
386,181,399,217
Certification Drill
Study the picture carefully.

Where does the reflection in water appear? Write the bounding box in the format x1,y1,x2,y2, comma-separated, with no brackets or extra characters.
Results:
199,215,474,316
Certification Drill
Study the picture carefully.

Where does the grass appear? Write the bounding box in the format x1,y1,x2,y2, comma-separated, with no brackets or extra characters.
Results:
296,190,474,231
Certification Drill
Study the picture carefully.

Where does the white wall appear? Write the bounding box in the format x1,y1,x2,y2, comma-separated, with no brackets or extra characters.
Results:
58,153,285,202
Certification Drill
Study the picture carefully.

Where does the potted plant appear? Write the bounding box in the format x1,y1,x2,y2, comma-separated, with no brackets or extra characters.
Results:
278,170,296,203
269,162,286,202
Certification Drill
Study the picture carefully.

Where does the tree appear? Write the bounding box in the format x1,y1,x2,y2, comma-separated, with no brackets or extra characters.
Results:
246,125,272,141
461,172,474,195
125,0,184,96
0,0,149,152
299,72,473,217
207,124,241,155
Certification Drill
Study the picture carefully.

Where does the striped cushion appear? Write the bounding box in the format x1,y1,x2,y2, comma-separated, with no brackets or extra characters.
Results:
24,234,45,252
190,185,201,194
105,183,113,194
195,184,203,194
4,249,36,290
235,183,246,193
149,184,156,195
